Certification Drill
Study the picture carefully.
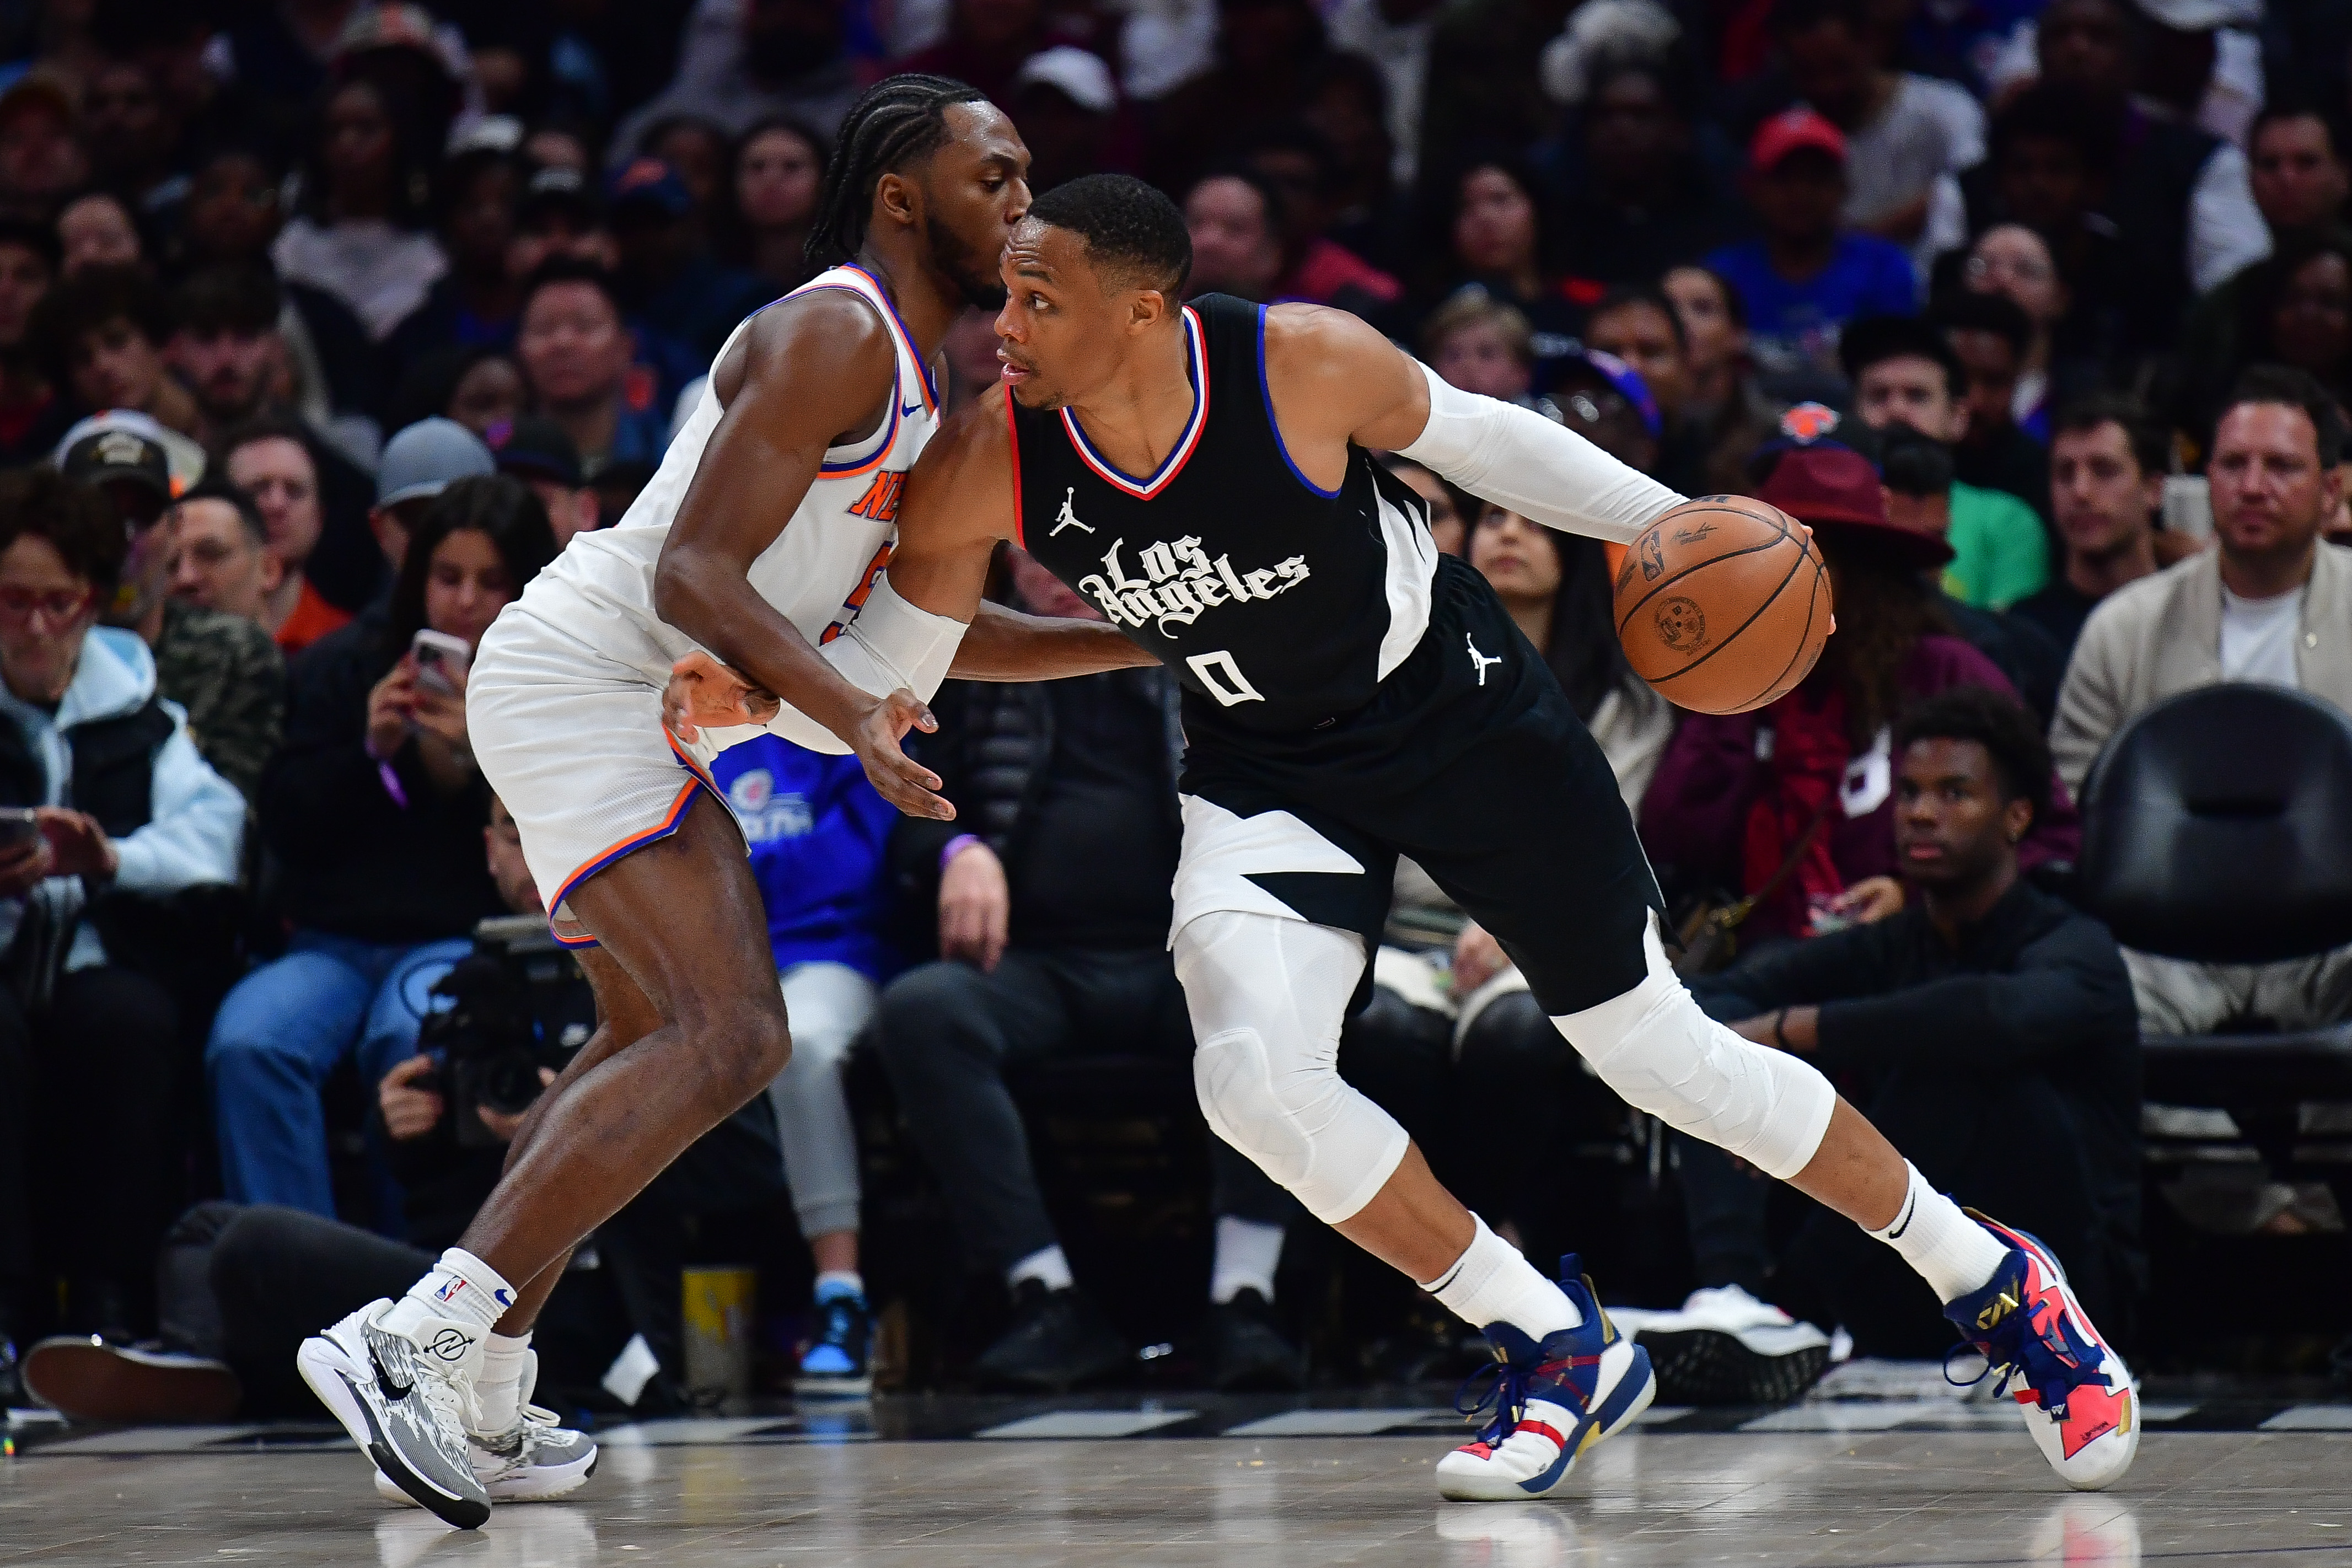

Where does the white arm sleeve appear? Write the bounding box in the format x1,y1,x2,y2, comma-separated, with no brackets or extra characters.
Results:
1395,361,1685,543
758,573,968,753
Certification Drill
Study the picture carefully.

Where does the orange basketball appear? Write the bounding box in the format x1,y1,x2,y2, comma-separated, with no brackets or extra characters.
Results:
1611,496,1832,716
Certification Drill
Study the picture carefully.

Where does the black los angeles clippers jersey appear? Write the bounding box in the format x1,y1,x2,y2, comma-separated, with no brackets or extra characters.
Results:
1012,294,1438,735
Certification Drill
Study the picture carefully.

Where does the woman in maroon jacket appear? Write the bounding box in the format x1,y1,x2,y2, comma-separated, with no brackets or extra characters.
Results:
1640,442,2079,943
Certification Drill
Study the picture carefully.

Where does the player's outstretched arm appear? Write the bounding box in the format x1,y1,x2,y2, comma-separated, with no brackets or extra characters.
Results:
654,292,949,817
1260,303,1688,543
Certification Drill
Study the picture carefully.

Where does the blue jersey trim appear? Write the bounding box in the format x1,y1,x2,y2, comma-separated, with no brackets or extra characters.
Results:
1256,304,1342,499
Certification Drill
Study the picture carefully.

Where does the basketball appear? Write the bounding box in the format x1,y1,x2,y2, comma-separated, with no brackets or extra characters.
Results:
1612,495,1832,715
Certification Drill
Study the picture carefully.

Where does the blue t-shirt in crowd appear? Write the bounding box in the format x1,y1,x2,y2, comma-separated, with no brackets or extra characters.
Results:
708,735,897,980
1703,234,1918,379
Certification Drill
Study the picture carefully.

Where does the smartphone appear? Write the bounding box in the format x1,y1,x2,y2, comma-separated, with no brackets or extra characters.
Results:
412,629,472,695
0,807,38,849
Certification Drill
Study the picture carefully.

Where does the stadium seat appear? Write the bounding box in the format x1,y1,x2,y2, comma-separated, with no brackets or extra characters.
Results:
2078,684,2352,1110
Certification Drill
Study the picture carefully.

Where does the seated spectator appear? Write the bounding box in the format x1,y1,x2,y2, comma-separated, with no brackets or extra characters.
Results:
381,149,523,395
1773,0,1982,267
1145,0,1330,196
1641,443,2079,946
168,481,283,630
1011,48,1129,195
270,77,448,343
63,432,285,806
1677,687,2139,1358
641,117,733,225
1422,153,1583,389
508,172,704,413
1240,122,1403,316
82,53,182,229
489,416,599,546
206,477,556,1223
0,73,89,215
2052,366,2352,1035
2011,395,2167,661
1184,170,1287,303
370,418,499,589
0,217,68,468
1551,56,1750,290
1585,283,1710,493
1877,424,2066,724
1956,224,2079,443
0,467,243,1343
1420,288,1544,408
873,548,1302,1394
608,0,859,164
28,264,198,438
1936,292,2052,528
1705,109,1916,392
2189,228,2352,435
1662,263,1784,493
706,733,895,1393
56,192,143,278
517,259,673,477
1842,313,2048,608
720,116,826,293
389,345,529,440
1553,347,1663,473
175,144,380,426
607,158,774,364
221,421,356,653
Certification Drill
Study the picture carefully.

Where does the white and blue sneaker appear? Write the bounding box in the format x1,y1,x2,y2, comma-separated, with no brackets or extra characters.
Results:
795,1281,874,1398
1434,1256,1656,1501
298,1299,490,1529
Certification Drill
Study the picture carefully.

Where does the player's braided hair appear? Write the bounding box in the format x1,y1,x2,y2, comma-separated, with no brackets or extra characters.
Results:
804,74,989,268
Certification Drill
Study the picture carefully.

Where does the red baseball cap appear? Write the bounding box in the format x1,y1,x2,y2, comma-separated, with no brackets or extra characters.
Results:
1750,108,1848,172
1756,444,1956,568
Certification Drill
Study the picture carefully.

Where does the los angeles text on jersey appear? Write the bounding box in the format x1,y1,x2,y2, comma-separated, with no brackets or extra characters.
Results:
1076,534,1312,637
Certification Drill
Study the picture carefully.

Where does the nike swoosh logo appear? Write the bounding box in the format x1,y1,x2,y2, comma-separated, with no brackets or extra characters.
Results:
901,402,923,418
370,1347,413,1402
494,1288,513,1307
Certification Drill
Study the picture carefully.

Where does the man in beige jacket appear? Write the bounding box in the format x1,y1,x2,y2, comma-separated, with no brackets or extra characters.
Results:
2052,366,2352,1033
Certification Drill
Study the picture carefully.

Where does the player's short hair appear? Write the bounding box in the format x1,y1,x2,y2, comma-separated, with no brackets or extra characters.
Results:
2050,392,2167,476
2220,363,2347,467
1894,684,2052,830
1028,173,1193,297
806,73,991,267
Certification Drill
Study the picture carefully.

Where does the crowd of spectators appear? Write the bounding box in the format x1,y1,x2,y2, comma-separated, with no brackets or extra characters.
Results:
2,0,2350,1415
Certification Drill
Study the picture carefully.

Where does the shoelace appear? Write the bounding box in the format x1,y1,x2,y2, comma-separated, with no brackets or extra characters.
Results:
1943,1299,2108,1419
410,1351,485,1445
1454,1355,1535,1447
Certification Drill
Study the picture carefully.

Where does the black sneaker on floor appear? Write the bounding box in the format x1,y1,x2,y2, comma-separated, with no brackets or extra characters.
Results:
970,1281,1130,1393
1204,1290,1304,1392
22,1338,242,1424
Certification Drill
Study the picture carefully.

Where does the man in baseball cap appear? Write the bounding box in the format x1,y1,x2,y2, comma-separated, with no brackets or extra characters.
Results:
1701,106,1917,391
490,415,600,546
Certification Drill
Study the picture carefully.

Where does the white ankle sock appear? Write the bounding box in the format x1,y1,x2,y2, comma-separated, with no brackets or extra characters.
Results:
1007,1244,1072,1295
1868,1164,2007,1303
474,1332,532,1433
382,1248,515,1337
1419,1216,1579,1339
1209,1216,1285,1304
813,1270,865,1304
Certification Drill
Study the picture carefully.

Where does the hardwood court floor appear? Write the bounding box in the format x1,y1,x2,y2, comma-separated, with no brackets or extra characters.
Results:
6,1406,2351,1567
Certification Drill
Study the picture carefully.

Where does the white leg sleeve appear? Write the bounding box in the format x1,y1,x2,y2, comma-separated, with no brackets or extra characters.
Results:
1549,915,1837,1182
770,962,877,1239
1173,911,1410,1225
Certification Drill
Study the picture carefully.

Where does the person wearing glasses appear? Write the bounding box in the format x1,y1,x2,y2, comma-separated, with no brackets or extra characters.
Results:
0,466,245,1365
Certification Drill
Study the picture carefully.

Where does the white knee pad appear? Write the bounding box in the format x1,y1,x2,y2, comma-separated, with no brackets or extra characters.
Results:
1550,916,1835,1182
1173,911,1409,1224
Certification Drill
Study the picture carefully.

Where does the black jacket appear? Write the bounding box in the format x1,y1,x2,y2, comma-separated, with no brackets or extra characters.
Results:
889,668,1183,946
1695,878,2142,1259
259,606,504,943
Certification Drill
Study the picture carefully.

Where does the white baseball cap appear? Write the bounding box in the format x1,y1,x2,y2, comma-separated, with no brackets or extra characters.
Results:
2131,0,2260,31
1013,47,1119,115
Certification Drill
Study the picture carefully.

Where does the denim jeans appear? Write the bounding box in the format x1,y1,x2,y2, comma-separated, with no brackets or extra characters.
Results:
206,931,474,1226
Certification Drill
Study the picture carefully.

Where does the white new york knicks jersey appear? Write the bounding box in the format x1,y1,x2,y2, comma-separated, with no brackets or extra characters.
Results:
517,263,939,684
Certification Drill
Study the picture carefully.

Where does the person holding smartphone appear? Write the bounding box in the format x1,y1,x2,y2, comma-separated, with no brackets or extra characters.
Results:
205,476,557,1229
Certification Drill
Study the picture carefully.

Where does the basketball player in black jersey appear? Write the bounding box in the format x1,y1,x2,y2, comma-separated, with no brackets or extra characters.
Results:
670,174,2138,1501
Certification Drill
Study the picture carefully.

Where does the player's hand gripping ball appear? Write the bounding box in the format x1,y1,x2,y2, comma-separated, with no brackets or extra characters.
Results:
1612,496,1833,715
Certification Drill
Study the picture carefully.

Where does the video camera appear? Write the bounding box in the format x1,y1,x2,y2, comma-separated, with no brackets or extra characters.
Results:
416,916,596,1149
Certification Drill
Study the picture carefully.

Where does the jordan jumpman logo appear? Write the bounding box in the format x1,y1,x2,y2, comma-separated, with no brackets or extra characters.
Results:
1050,487,1093,536
1467,634,1502,686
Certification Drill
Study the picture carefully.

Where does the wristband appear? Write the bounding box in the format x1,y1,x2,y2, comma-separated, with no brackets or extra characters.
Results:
939,834,985,873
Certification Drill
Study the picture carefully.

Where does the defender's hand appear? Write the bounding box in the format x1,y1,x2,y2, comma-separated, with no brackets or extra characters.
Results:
853,689,951,819
663,651,779,739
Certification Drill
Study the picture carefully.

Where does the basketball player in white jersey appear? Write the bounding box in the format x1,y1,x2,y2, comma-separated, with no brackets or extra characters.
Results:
294,80,1146,1527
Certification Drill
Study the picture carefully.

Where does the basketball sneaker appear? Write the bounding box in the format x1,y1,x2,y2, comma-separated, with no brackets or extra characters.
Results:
298,1299,491,1529
1434,1256,1656,1502
795,1281,874,1398
372,1403,598,1506
1942,1215,2138,1492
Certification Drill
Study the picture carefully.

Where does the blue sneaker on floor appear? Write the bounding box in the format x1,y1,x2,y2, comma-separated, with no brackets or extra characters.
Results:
1435,1255,1655,1501
795,1284,873,1398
